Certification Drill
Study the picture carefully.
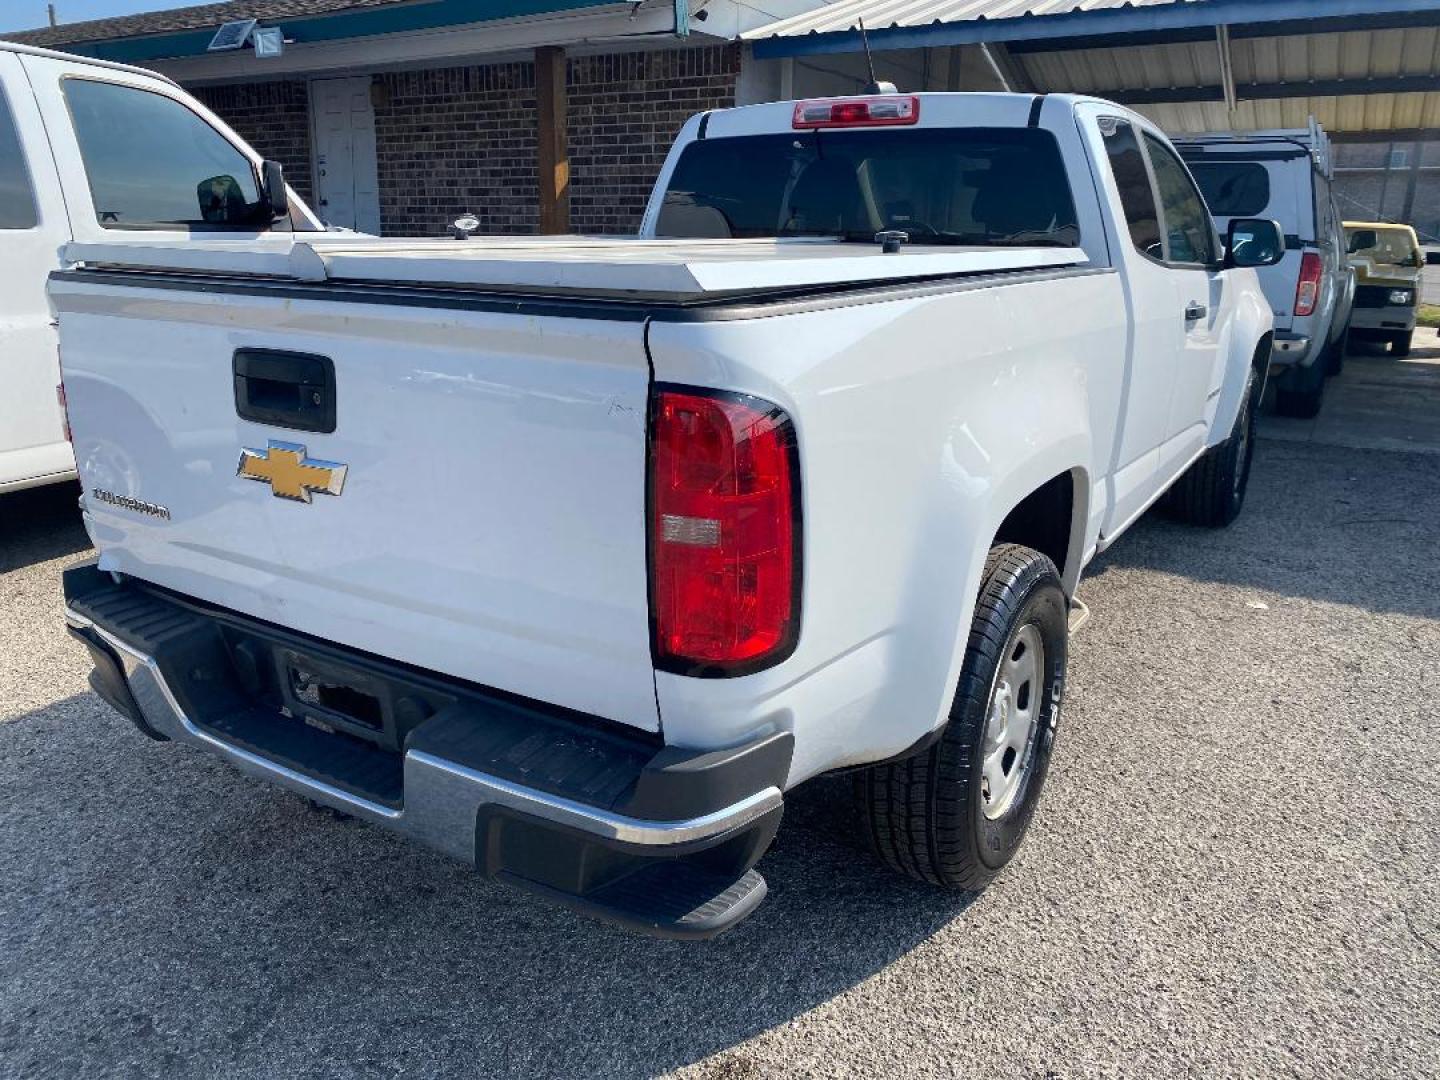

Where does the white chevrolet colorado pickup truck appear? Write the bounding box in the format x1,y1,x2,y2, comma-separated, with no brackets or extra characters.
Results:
56,93,1282,938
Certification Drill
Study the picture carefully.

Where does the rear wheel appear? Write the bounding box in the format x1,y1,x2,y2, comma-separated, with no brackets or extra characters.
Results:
1324,333,1346,376
1392,330,1414,357
1164,369,1256,527
1274,364,1324,419
854,545,1067,890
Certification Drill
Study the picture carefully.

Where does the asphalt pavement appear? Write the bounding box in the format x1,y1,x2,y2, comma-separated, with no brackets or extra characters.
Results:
2,346,1438,1079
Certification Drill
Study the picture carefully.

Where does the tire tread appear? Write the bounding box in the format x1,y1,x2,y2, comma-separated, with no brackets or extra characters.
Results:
853,544,1057,890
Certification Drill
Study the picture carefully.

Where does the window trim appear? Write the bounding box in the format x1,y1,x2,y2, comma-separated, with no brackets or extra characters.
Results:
59,73,271,234
0,81,41,232
1140,129,1222,272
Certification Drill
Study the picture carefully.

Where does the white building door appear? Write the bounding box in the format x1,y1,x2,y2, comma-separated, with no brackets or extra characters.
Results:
311,76,381,234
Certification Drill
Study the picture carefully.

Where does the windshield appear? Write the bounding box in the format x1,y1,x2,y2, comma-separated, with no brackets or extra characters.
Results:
654,127,1080,247
1345,226,1419,267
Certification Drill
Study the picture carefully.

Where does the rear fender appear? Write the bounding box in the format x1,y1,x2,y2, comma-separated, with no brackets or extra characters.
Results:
646,286,1103,782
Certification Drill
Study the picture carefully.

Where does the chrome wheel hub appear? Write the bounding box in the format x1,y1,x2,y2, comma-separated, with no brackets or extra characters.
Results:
980,623,1044,821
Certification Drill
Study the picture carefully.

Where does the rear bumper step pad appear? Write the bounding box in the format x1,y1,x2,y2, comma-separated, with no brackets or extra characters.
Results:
63,562,791,939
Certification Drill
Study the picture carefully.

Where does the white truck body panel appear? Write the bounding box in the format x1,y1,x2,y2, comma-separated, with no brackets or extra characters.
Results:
52,276,664,731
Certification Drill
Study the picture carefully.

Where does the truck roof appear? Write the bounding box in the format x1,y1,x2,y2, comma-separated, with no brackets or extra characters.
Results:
64,236,1089,300
0,38,181,86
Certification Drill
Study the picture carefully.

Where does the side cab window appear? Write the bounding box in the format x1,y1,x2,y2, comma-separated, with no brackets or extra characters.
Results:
0,83,39,230
1099,118,1163,261
62,77,268,231
1142,132,1218,267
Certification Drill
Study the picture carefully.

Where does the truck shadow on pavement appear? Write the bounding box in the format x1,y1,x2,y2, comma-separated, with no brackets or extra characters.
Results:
0,482,88,573
0,694,976,1079
1086,437,1440,622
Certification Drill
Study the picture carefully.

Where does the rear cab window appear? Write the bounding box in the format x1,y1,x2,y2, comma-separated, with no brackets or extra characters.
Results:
1188,161,1269,217
654,127,1080,249
62,77,280,232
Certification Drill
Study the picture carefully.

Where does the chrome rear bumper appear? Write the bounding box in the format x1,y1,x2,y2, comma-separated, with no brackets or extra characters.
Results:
62,563,790,938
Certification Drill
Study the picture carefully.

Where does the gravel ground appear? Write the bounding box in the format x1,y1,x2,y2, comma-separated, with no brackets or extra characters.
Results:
2,432,1438,1080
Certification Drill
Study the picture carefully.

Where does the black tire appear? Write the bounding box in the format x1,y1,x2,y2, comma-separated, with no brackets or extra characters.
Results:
1163,369,1256,528
854,545,1067,890
1274,374,1324,419
1324,333,1346,376
1392,330,1413,357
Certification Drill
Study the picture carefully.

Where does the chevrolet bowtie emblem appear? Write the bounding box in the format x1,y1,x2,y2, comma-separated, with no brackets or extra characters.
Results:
237,441,348,502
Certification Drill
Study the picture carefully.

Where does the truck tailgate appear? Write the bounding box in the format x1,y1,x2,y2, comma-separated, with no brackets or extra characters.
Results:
52,274,661,732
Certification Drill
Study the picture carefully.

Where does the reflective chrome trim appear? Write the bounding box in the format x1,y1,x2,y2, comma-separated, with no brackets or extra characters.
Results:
407,751,781,847
64,607,782,857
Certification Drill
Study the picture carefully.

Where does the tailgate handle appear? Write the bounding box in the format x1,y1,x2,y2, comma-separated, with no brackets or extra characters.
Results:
233,349,336,434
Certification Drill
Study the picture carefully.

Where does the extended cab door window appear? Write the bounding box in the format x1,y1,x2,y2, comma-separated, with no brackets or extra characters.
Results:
1142,133,1218,267
1098,120,1163,261
0,85,38,230
62,78,268,230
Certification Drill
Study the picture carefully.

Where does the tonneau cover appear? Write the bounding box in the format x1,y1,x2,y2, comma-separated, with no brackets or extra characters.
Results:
63,235,1088,299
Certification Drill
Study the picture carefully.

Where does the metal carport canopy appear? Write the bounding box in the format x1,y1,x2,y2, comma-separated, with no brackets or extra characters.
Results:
745,0,1440,57
744,0,1440,135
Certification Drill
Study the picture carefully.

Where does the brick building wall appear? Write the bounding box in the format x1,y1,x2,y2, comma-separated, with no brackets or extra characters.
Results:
568,46,739,234
373,62,539,236
192,81,314,203
367,45,738,237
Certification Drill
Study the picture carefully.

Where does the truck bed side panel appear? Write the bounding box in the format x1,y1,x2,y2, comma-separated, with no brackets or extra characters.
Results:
647,269,1128,783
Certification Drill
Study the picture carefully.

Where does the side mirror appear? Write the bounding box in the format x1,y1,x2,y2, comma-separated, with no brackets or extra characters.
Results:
197,174,247,224
1224,218,1285,269
261,159,289,220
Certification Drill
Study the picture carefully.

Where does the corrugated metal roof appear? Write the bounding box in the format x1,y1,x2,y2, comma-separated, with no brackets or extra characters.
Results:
744,0,1196,41
1141,93,1440,134
1019,27,1439,94
1019,26,1440,132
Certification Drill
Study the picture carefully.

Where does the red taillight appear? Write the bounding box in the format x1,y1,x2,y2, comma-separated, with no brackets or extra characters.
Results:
1294,251,1322,316
792,95,919,129
649,388,800,675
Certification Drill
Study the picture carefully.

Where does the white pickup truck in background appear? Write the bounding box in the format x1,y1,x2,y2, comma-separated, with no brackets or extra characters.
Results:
0,41,322,494
55,92,1282,938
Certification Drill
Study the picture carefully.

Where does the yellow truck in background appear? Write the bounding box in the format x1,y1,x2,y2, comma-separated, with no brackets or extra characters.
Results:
1344,221,1423,356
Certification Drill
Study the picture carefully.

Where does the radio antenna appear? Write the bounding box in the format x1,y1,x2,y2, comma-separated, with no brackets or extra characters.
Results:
857,19,898,95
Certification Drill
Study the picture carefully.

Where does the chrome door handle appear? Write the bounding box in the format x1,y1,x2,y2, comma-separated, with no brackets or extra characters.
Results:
1185,302,1207,321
